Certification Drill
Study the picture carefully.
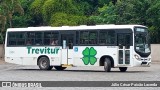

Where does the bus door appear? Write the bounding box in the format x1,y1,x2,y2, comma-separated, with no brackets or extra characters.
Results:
117,33,131,65
61,34,74,65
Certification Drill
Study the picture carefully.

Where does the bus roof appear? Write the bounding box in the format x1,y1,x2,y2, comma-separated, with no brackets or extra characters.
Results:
7,25,147,32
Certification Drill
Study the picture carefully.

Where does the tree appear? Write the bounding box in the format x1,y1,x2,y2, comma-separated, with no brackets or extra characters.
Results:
89,2,117,24
42,0,81,25
0,0,24,52
90,0,160,43
0,1,7,34
0,0,24,28
12,0,34,27
146,0,160,43
29,0,45,26
50,12,87,26
0,15,6,33
90,0,151,24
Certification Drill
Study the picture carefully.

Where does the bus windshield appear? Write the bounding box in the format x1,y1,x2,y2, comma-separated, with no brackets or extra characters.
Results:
135,27,151,57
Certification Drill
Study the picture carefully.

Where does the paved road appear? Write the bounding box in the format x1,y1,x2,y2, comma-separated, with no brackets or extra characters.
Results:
0,60,160,90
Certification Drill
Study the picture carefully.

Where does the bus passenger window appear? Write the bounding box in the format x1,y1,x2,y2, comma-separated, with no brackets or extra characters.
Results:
50,39,58,45
55,40,58,45
50,40,55,45
26,40,31,45
69,40,73,49
26,39,34,45
35,39,42,45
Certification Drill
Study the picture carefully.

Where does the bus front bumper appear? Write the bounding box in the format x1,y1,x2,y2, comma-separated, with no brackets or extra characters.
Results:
134,60,151,67
141,61,151,67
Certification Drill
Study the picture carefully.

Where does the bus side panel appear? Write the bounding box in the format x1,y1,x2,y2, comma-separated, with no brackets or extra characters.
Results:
5,46,61,66
130,46,134,67
73,46,118,67
49,47,62,66
5,47,25,65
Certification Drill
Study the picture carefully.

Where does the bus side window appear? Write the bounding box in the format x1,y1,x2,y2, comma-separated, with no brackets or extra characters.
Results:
69,40,73,49
35,39,42,45
50,39,58,45
55,40,58,45
35,32,42,45
26,32,35,45
125,34,131,49
99,31,107,45
50,39,55,45
26,39,34,45
26,40,31,45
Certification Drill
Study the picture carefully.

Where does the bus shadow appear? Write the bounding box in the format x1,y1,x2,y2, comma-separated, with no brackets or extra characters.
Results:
56,70,149,73
13,69,149,73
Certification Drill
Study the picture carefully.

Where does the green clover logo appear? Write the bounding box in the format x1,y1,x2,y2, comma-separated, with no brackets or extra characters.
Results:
82,47,97,65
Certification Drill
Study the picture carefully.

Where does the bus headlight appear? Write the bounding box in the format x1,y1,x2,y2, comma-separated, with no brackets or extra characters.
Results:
134,54,140,60
148,58,151,61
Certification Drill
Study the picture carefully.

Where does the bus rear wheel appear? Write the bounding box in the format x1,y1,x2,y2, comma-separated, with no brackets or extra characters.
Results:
104,58,111,72
38,57,53,70
119,67,127,72
54,66,66,70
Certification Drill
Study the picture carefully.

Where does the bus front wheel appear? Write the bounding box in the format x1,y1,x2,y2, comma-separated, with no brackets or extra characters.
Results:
104,58,111,72
38,57,53,70
119,67,127,72
54,66,66,70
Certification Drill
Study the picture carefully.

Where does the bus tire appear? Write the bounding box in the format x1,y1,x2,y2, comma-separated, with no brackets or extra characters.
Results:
104,58,111,72
119,67,127,72
54,66,66,70
38,57,53,70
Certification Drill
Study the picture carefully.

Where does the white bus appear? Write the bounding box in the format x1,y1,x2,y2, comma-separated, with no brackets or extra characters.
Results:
5,25,151,72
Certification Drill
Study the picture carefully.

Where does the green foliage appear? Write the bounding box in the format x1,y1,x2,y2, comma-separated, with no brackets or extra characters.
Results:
91,0,153,24
146,0,160,43
50,12,87,26
89,3,117,24
29,0,45,26
0,0,24,44
90,0,160,43
12,15,32,28
42,0,80,24
30,0,45,16
1,0,160,43
3,0,24,27
12,0,34,27
73,1,93,15
98,0,111,7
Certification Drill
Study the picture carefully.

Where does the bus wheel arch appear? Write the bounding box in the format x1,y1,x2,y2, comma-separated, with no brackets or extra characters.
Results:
119,67,127,72
99,55,114,68
54,66,67,70
37,55,53,70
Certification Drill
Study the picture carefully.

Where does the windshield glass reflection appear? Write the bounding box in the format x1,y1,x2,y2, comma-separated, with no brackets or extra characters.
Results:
135,27,151,57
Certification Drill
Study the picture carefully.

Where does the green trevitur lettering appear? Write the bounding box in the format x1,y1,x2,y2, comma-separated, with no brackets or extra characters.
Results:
27,47,59,54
